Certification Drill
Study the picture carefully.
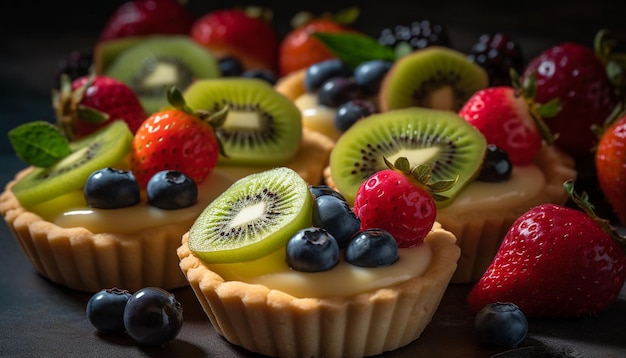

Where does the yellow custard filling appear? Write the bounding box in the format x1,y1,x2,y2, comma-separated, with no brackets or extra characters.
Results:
204,240,433,299
30,170,235,234
439,165,545,216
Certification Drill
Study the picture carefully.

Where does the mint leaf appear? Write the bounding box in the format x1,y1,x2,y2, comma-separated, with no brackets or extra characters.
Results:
312,32,396,68
8,121,71,167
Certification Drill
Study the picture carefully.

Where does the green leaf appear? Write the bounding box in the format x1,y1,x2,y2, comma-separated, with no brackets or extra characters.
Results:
536,98,561,118
312,32,396,68
8,121,71,167
76,105,109,124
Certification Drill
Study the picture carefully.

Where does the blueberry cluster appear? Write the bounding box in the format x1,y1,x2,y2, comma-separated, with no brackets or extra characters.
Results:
218,55,278,84
304,58,392,132
285,185,399,272
476,144,513,182
377,20,451,52
84,168,198,210
86,287,184,347
467,32,525,86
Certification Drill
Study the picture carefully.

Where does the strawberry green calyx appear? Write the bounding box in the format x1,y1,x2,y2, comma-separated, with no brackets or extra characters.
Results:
383,156,458,202
52,72,110,139
165,86,229,158
564,179,626,253
510,69,558,145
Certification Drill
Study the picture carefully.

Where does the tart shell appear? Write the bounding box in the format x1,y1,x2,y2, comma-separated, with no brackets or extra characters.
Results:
177,222,460,358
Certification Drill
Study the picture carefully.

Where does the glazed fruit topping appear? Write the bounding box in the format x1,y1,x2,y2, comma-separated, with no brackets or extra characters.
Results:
345,228,399,267
474,302,528,349
84,168,140,209
146,170,198,210
476,144,513,182
312,192,361,247
286,227,340,272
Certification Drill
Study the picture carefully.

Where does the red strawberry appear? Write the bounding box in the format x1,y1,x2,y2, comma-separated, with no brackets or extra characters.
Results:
278,14,358,77
595,113,626,225
467,181,626,317
190,8,279,73
130,86,226,188
458,78,557,165
521,38,618,158
98,0,194,43
52,72,146,140
352,157,457,247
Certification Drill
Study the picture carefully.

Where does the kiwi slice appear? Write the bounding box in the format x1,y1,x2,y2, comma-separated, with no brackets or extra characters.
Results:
103,35,221,114
93,36,145,74
329,107,487,207
188,167,312,263
379,46,488,112
11,121,133,209
183,78,302,166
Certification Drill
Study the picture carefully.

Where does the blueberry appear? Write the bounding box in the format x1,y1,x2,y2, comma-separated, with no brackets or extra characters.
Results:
86,287,132,334
345,228,399,267
474,302,528,348
84,168,140,209
147,170,198,210
477,144,513,182
241,68,278,85
334,99,377,132
218,56,244,77
286,227,339,272
312,195,361,247
123,287,183,347
308,184,346,201
304,58,353,92
318,77,361,108
353,59,393,94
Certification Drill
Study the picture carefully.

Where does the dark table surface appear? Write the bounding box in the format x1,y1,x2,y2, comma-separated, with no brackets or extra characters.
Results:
2,1,626,357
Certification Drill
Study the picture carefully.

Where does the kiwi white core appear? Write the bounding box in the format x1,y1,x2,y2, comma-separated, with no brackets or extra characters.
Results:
224,111,261,130
231,202,266,227
142,63,178,87
389,147,441,167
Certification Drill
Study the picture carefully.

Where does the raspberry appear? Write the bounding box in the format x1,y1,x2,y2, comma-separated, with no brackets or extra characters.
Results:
467,33,525,86
377,20,451,51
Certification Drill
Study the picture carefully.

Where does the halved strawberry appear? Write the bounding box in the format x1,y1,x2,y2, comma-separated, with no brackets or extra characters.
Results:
190,8,279,73
98,0,194,43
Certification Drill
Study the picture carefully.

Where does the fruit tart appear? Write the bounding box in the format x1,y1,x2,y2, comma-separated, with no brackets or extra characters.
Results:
178,166,460,358
323,107,577,283
0,78,334,293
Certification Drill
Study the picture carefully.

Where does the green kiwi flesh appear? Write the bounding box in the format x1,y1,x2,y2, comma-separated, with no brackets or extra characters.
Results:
188,167,313,263
103,35,221,114
330,107,487,206
93,36,144,74
379,46,488,112
183,78,302,166
11,121,134,209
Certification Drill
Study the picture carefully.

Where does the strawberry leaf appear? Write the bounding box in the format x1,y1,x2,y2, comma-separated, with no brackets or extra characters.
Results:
76,105,110,124
312,32,396,68
8,121,71,167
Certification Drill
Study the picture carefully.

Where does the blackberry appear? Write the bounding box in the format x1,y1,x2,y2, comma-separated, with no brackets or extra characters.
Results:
53,49,93,89
377,20,451,52
467,33,524,86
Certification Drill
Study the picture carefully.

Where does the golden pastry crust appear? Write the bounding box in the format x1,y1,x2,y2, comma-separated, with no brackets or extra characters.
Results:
324,145,577,283
177,222,460,358
275,68,307,101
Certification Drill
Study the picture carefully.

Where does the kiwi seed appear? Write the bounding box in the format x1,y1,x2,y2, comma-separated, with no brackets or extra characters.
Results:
11,121,134,209
188,167,313,263
379,46,488,112
329,107,487,206
183,78,302,166
102,36,221,114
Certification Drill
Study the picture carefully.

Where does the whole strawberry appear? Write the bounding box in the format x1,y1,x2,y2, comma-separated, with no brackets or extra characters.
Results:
521,39,618,158
98,0,194,43
190,8,279,73
52,73,146,140
596,113,626,226
458,75,557,165
278,9,359,76
130,86,226,188
352,157,457,247
468,181,626,317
